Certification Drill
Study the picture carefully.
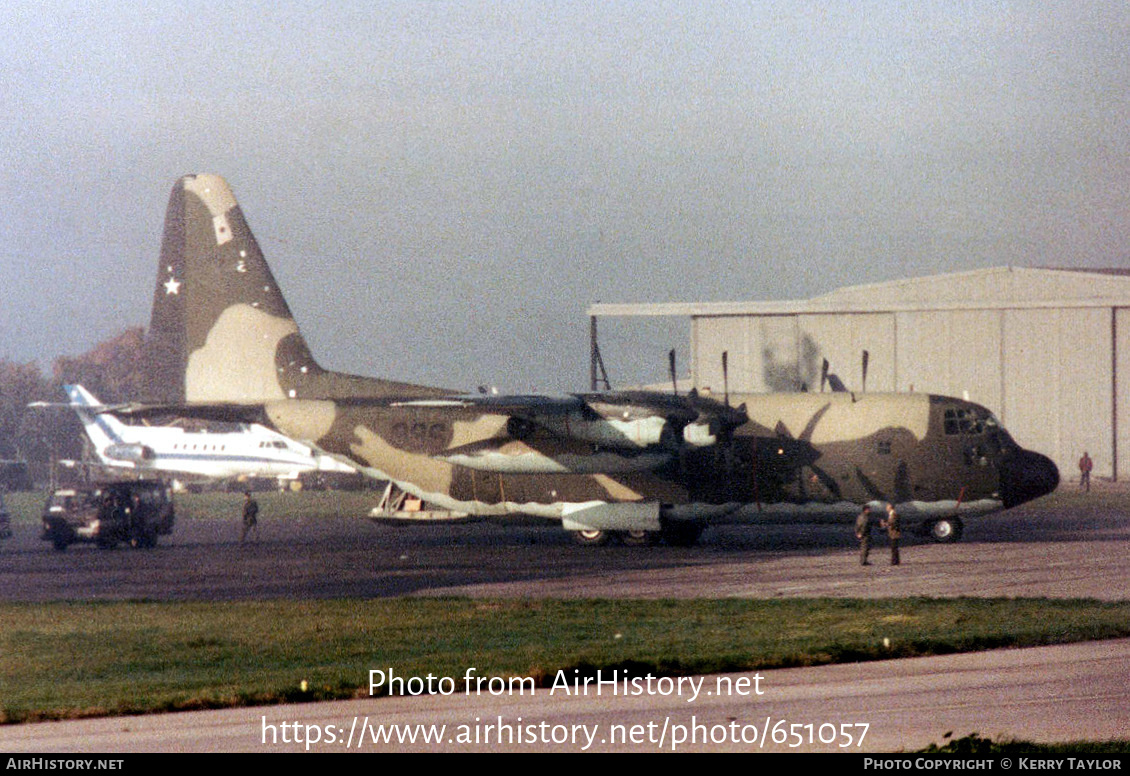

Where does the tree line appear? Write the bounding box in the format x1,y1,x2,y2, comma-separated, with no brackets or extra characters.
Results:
0,327,146,483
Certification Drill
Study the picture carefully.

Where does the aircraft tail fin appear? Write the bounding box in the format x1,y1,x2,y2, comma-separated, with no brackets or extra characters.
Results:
143,174,449,404
64,384,125,461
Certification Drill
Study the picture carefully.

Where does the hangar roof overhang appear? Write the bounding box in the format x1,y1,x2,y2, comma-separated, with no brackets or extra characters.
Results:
588,266,1130,319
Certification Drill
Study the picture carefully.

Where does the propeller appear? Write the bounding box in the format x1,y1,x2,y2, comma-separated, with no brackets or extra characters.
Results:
861,350,869,393
668,349,678,396
667,350,750,460
819,358,848,393
772,402,842,499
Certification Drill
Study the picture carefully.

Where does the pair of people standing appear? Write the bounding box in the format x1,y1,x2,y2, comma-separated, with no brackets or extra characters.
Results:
855,503,900,566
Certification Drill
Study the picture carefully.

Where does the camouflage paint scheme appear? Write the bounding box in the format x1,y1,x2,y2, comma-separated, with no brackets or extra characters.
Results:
134,174,1059,544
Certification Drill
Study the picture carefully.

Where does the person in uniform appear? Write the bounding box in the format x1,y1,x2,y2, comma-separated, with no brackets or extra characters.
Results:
880,502,901,566
0,490,11,542
1079,452,1093,492
240,491,259,543
855,504,874,566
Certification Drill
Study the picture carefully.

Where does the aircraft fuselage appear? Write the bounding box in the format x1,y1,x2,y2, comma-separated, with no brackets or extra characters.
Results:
258,389,1056,531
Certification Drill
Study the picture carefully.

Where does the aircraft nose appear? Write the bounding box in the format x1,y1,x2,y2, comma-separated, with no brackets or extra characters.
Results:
999,449,1059,508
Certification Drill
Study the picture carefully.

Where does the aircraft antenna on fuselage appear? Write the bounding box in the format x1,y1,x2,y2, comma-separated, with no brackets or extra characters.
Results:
722,350,730,408
589,315,611,392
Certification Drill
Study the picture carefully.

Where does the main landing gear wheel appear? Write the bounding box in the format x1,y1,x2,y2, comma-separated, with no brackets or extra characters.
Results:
571,529,612,546
617,530,659,547
927,517,964,543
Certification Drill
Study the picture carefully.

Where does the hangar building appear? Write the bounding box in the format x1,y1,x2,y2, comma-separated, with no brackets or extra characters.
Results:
589,267,1130,482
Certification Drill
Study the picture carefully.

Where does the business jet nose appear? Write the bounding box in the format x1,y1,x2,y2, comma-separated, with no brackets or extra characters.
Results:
999,449,1059,508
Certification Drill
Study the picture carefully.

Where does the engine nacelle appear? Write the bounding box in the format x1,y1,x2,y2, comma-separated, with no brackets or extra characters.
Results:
682,421,718,447
536,412,672,449
103,443,156,463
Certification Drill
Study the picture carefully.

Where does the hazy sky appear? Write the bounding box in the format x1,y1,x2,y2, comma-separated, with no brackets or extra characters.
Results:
2,1,1128,393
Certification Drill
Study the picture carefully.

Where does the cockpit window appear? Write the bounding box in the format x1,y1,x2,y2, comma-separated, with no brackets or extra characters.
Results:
944,407,985,436
963,444,989,467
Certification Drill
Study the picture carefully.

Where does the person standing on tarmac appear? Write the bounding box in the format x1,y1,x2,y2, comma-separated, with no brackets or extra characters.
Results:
1079,452,1093,492
240,491,259,543
881,502,901,566
855,504,874,566
0,490,11,542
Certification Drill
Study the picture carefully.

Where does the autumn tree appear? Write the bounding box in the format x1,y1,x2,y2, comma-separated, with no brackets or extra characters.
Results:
0,359,50,461
51,326,147,404
0,327,149,483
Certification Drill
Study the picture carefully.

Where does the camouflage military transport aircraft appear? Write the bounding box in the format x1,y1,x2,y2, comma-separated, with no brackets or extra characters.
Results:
121,174,1058,546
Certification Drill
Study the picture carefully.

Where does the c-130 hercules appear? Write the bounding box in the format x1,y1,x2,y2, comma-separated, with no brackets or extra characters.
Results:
124,174,1058,546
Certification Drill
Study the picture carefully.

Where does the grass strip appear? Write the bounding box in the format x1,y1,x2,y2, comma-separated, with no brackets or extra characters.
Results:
3,597,1129,723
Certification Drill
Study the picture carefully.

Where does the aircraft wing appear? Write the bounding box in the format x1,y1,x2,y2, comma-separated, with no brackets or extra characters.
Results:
387,391,748,450
28,400,136,412
106,401,269,425
387,394,590,414
115,396,585,422
114,390,748,453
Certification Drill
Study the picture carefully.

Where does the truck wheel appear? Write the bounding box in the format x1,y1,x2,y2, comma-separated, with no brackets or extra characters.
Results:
130,526,157,549
661,521,704,547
